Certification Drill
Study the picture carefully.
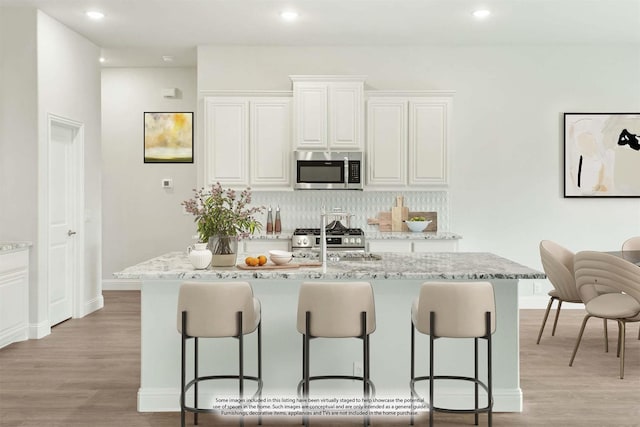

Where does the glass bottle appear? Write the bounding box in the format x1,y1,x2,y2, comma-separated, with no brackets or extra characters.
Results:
275,206,282,234
266,206,273,234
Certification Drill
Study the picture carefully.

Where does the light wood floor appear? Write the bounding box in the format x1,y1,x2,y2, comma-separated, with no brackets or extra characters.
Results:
1,291,639,427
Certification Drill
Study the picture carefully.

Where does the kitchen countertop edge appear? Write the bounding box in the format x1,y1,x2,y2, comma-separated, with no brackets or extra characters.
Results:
114,251,544,281
0,242,33,254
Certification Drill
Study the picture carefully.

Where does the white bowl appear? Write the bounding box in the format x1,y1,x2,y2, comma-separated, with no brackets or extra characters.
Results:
269,249,293,258
405,220,432,233
270,255,292,265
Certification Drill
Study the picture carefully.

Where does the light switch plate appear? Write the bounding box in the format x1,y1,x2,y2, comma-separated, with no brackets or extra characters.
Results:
162,178,173,189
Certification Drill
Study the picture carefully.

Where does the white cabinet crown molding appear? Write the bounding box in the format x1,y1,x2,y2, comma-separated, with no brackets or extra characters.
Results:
290,75,368,83
366,90,456,98
200,90,292,97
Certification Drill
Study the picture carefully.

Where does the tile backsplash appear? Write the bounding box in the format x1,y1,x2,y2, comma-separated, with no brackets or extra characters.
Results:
250,190,449,231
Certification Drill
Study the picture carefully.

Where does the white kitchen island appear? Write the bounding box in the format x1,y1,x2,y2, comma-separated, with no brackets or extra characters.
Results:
114,251,544,417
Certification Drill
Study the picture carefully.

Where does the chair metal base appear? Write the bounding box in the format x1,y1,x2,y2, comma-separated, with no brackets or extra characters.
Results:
298,311,373,427
180,311,263,427
410,311,493,427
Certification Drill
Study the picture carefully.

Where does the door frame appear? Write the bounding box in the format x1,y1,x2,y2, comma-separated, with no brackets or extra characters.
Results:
38,113,85,333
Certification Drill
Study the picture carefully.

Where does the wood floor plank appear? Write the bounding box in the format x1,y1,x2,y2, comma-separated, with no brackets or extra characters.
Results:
0,291,638,426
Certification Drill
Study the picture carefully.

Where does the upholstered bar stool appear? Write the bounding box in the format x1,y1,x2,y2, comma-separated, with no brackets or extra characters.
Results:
296,281,376,427
410,281,496,427
177,281,263,427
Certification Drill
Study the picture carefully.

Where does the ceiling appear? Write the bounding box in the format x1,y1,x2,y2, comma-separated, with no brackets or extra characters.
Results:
2,0,639,67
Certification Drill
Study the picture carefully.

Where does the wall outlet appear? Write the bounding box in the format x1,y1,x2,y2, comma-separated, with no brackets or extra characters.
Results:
533,281,542,295
353,361,363,377
161,178,173,189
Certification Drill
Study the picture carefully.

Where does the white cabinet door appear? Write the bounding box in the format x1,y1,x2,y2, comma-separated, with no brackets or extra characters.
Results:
293,84,328,149
203,97,249,186
0,250,29,349
291,77,365,150
366,98,407,186
243,240,291,254
412,240,458,252
408,98,450,185
367,240,413,253
250,98,291,187
329,83,363,150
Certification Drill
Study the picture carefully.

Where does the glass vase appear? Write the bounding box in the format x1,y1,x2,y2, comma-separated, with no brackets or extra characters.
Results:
208,235,238,267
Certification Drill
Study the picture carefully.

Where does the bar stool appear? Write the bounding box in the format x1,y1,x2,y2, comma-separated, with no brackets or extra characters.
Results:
296,281,376,427
177,281,263,427
410,281,496,427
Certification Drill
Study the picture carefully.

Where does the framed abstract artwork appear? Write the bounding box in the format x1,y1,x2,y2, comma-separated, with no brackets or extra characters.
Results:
564,113,640,197
144,112,194,163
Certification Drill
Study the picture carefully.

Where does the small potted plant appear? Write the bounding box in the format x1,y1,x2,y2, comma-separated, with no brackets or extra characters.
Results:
182,183,264,266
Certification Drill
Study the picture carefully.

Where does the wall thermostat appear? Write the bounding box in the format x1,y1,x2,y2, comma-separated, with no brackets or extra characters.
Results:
162,178,173,189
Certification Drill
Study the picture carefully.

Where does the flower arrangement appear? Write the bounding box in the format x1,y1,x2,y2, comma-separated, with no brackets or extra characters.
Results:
182,183,264,255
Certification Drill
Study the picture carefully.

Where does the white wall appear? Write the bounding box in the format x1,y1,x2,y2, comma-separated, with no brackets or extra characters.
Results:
196,45,640,300
36,11,103,322
0,8,39,327
101,67,197,281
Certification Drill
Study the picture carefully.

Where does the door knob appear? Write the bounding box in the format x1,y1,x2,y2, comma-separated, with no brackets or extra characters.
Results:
68,230,77,236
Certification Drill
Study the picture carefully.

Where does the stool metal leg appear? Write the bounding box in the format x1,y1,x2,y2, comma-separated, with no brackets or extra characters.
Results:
303,311,311,427
194,336,199,425
237,311,244,427
486,311,493,427
361,311,370,427
474,337,479,426
429,311,435,427
258,321,262,425
181,311,187,427
410,321,415,426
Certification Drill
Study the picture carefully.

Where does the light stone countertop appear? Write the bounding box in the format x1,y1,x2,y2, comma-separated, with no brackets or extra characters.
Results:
0,242,32,254
245,230,461,241
114,251,544,281
365,231,461,240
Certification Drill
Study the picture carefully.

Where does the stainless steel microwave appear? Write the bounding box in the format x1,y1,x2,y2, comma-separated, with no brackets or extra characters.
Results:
294,151,363,190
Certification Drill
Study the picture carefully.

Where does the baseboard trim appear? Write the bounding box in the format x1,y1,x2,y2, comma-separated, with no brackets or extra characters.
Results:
519,295,583,310
29,320,50,339
103,279,141,291
0,323,28,349
83,295,104,316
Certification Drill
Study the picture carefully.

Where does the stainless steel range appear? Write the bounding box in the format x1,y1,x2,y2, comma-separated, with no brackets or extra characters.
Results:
292,220,366,251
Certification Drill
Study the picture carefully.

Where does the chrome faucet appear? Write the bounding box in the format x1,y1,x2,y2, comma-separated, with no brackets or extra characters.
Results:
320,206,327,272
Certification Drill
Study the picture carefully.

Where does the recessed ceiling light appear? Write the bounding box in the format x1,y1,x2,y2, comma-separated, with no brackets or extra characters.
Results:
99,56,105,63
86,10,105,20
280,10,299,22
162,55,174,62
473,9,491,19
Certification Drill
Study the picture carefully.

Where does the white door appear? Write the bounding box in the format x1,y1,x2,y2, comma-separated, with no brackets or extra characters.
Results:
48,121,80,326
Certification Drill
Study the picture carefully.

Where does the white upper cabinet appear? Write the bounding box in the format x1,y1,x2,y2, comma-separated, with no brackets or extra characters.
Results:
203,97,249,186
366,98,407,186
366,92,452,188
408,98,450,185
203,95,291,188
291,76,366,150
250,98,291,187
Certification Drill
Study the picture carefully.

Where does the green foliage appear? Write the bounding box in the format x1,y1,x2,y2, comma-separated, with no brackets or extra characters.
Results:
182,183,265,244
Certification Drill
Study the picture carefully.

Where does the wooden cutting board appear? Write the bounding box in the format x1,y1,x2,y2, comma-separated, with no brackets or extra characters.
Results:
368,211,438,232
236,262,322,270
367,212,392,231
391,196,409,232
407,211,438,232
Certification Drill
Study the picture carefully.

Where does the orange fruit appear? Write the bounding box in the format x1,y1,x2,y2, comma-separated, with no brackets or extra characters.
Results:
245,257,252,265
245,257,259,266
257,255,267,266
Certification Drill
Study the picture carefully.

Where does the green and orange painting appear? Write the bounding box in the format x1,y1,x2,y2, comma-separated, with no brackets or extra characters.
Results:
144,112,193,163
